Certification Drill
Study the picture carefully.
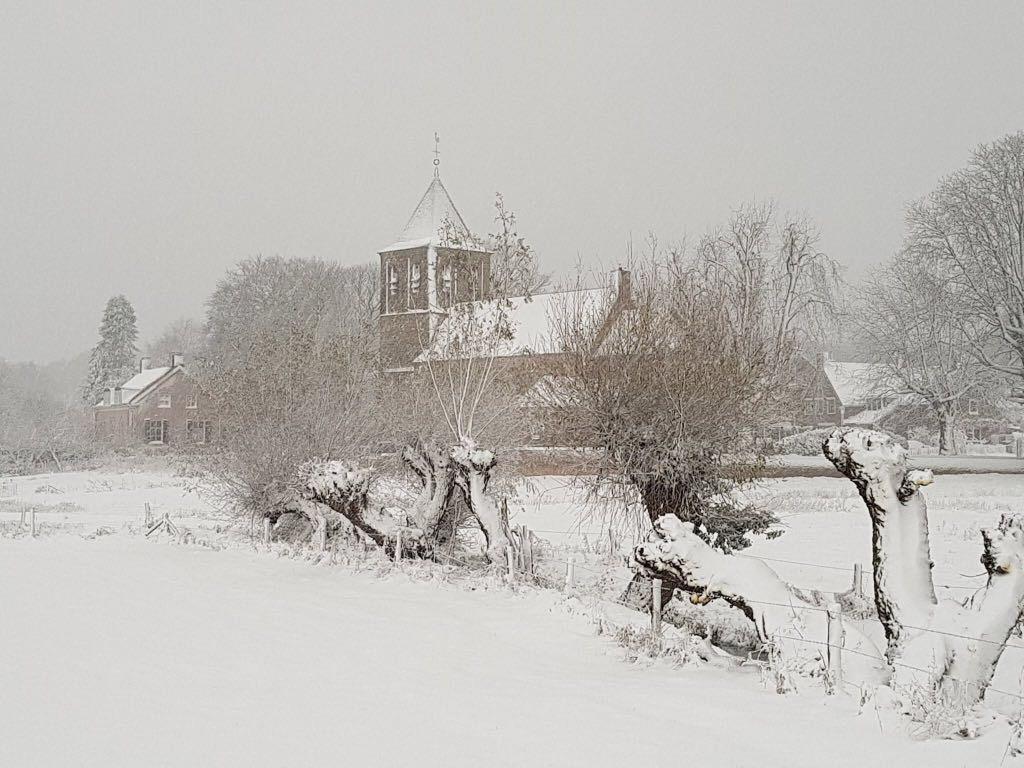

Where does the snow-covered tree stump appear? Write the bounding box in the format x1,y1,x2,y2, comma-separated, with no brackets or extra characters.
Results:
403,440,469,555
824,427,1024,704
823,428,936,657
634,515,886,683
297,460,387,549
450,442,511,565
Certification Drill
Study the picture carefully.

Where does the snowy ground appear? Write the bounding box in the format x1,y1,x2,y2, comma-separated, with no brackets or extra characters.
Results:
2,465,1024,766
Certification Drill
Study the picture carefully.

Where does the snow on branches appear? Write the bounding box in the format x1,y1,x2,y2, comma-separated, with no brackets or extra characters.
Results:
292,460,383,549
634,514,886,684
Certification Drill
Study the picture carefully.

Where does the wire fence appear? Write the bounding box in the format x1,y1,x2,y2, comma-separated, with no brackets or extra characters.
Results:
127,505,1024,695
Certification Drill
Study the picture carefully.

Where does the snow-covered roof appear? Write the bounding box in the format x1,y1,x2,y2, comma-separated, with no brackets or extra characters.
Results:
381,176,478,252
417,287,610,361
822,361,890,405
95,366,179,407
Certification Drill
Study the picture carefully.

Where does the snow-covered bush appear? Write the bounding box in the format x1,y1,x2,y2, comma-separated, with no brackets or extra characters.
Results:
188,257,380,521
774,428,835,456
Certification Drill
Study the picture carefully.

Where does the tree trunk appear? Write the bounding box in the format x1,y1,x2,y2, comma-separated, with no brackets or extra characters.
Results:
296,462,388,549
825,427,1024,703
823,427,936,659
936,404,956,456
634,514,886,683
403,441,469,555
451,443,511,565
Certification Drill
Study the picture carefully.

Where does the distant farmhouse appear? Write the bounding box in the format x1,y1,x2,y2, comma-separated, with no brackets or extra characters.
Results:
93,355,212,446
798,356,1018,449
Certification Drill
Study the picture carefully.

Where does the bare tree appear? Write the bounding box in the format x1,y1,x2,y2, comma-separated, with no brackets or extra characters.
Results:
547,203,840,552
905,131,1024,381
0,360,93,474
144,317,205,363
193,257,380,531
854,255,998,454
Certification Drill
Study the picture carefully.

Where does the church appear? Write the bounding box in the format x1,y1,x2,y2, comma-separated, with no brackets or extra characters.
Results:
377,165,633,374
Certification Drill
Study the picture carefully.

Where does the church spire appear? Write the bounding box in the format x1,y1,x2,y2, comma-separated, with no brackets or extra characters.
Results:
433,131,441,178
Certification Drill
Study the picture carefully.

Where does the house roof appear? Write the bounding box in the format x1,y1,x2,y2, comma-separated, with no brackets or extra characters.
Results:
416,287,610,361
95,365,180,407
381,176,476,252
822,361,890,405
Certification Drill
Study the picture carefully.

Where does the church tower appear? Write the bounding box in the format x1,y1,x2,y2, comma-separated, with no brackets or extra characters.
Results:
378,142,492,372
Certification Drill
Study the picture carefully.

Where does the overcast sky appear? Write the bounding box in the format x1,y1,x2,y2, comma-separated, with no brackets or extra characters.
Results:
2,1,1023,363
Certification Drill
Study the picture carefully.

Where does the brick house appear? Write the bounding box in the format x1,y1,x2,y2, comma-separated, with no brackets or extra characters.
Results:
93,355,213,447
795,356,1020,449
799,359,901,428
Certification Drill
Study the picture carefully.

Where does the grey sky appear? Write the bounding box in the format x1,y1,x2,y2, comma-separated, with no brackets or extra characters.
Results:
2,1,1023,363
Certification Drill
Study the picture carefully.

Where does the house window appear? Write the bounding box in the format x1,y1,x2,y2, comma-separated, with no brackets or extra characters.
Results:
143,419,167,445
186,388,198,409
157,394,171,408
186,420,211,444
966,425,982,442
967,399,979,416
825,397,837,415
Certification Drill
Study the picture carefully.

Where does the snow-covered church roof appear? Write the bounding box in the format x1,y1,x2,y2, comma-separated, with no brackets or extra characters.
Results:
416,287,611,361
380,176,480,253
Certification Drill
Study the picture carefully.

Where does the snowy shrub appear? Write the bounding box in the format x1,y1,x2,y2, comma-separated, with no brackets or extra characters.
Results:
774,428,836,457
891,677,995,740
189,257,380,521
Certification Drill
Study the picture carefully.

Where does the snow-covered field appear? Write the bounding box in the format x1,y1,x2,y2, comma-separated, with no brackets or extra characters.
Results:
2,465,1024,766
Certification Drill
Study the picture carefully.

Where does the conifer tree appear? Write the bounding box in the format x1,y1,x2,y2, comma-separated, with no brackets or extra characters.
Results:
81,295,139,405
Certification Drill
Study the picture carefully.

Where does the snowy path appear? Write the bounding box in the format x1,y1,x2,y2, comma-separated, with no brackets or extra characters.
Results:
0,537,1010,767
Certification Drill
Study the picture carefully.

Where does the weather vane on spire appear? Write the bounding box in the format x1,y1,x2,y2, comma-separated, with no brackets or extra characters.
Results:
433,132,441,177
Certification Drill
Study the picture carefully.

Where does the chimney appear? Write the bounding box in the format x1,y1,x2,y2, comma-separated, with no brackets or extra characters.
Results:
139,356,151,373
171,352,184,368
113,387,122,405
614,267,632,306
107,386,115,406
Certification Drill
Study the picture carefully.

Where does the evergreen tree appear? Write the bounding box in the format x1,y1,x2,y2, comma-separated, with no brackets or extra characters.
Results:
81,295,139,405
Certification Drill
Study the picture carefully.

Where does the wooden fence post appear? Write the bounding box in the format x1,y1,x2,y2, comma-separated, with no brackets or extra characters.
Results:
263,517,272,546
852,563,864,598
144,502,152,527
506,544,515,583
395,528,403,565
565,556,575,591
651,578,663,640
826,602,844,691
518,524,534,576
20,506,26,526
30,506,36,538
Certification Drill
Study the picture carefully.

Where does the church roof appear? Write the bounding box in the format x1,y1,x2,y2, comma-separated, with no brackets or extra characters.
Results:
381,176,476,253
415,287,611,361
